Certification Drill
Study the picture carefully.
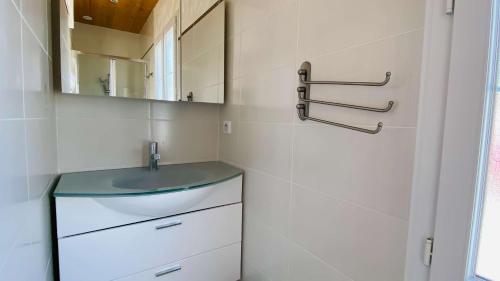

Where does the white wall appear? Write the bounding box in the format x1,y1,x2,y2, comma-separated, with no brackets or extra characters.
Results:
72,22,144,59
56,95,220,173
219,0,425,281
0,0,57,280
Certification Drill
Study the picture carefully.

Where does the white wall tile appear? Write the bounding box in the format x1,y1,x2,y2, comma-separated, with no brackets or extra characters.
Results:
56,95,150,120
0,224,34,281
287,242,354,281
2,0,59,279
240,66,295,123
226,0,297,38
241,264,272,281
0,1,23,119
57,118,150,172
150,101,219,121
290,185,408,281
297,0,425,59
27,195,53,281
238,1,297,76
26,118,57,199
45,260,54,281
243,214,291,281
238,122,293,180
11,0,21,10
56,96,221,172
226,35,241,80
0,120,28,269
219,79,241,164
151,119,219,164
20,0,49,50
243,169,291,235
219,120,240,164
293,125,416,219
22,23,52,119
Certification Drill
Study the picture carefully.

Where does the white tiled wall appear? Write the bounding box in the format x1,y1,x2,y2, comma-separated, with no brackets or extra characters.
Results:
56,95,220,173
0,0,57,280
220,0,425,280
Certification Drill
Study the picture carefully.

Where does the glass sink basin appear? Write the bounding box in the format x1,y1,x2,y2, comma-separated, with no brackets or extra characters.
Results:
112,169,207,190
53,161,243,197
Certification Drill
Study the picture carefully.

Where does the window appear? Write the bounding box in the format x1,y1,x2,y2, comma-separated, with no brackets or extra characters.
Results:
474,61,500,281
153,17,177,101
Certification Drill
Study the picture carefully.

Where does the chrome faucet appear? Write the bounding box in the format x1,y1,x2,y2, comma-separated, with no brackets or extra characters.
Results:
149,141,160,170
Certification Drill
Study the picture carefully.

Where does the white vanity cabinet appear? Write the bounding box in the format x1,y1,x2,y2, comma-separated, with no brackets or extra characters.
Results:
54,167,243,281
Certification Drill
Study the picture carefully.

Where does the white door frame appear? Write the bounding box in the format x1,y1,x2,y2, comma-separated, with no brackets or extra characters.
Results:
430,0,498,280
404,0,453,279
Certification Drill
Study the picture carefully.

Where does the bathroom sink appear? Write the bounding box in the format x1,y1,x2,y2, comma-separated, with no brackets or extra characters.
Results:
112,169,207,190
53,161,244,238
53,161,243,235
54,161,243,197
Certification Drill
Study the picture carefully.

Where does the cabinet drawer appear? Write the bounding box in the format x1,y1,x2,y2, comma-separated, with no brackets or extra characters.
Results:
116,243,241,281
58,204,242,281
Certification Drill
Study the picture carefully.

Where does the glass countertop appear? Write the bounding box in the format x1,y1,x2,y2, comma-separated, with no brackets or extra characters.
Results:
53,161,243,197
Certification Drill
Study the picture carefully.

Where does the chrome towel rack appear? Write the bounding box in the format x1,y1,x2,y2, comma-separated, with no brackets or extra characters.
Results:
296,61,394,135
297,87,394,112
298,68,391,86
297,104,383,134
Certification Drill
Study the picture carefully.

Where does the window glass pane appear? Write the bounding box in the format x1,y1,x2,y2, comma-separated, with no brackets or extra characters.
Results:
475,58,500,281
154,39,164,99
163,24,175,101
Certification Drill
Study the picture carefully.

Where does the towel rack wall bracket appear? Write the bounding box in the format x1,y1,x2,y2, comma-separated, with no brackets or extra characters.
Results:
297,61,312,120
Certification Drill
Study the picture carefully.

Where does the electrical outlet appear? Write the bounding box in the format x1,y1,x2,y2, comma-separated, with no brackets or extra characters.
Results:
223,121,232,134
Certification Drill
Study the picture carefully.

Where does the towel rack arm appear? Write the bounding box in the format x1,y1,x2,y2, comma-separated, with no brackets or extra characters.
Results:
298,61,391,87
296,104,383,134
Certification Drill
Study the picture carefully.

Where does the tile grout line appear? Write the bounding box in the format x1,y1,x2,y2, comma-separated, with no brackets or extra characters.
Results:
43,257,52,281
0,224,26,272
18,0,33,229
306,27,425,62
290,238,357,281
232,119,417,129
284,0,302,278
248,212,356,281
216,104,221,161
14,1,51,58
242,163,410,224
294,181,410,223
55,98,62,174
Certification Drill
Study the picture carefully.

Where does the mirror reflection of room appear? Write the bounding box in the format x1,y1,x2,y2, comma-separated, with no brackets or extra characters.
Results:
68,0,178,101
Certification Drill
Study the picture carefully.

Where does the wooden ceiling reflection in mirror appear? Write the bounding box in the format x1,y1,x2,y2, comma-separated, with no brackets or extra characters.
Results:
74,0,159,33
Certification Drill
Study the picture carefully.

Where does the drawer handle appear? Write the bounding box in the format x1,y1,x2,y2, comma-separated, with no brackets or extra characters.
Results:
155,220,182,230
154,264,182,277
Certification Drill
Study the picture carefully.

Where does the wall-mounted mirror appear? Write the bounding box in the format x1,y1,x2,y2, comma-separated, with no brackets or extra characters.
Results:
53,0,225,104
180,1,225,103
